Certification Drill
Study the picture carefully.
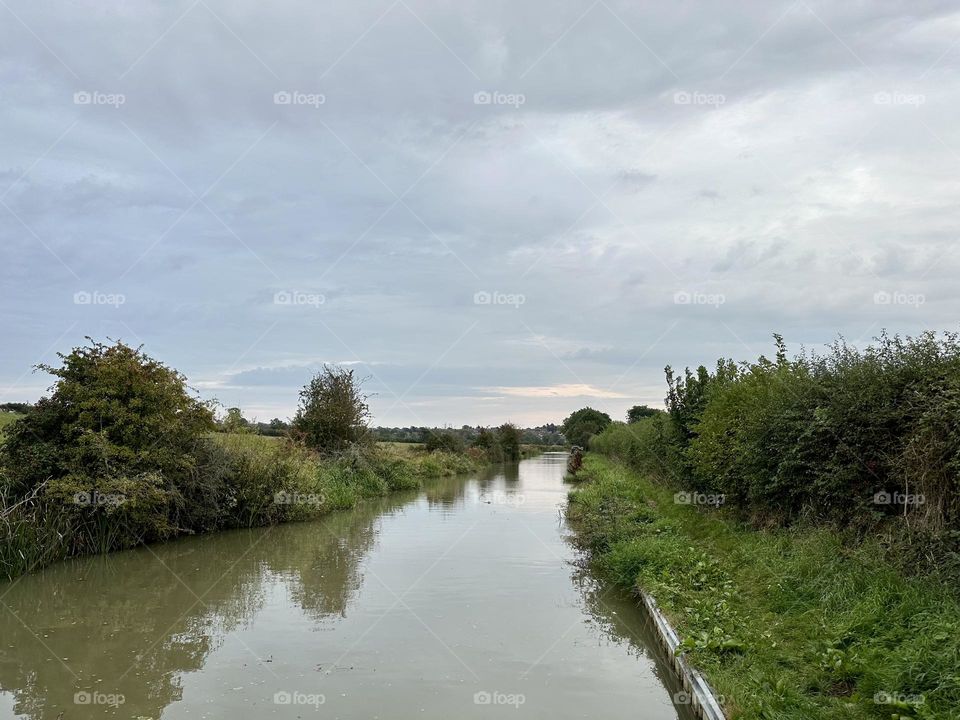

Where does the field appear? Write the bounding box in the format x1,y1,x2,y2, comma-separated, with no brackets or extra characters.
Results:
0,411,23,432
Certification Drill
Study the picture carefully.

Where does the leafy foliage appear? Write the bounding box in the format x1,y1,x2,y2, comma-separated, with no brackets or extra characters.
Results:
626,404,661,423
561,407,612,448
291,365,371,454
592,332,960,546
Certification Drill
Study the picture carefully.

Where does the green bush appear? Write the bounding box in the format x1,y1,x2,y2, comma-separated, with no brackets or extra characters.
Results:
592,331,960,543
561,407,612,448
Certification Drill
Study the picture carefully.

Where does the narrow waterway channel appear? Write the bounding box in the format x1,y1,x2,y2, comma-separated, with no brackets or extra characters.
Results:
0,452,692,719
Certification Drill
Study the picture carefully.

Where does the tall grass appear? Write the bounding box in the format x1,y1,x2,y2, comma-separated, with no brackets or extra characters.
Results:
1,435,485,580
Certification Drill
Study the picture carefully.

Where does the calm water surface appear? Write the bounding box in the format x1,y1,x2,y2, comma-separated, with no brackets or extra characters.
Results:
0,452,691,719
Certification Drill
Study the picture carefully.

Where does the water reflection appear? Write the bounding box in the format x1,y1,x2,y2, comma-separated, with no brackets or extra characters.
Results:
0,455,684,720
0,491,413,719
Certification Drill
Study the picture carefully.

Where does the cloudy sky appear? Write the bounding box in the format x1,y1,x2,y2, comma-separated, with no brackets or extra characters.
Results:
1,0,958,427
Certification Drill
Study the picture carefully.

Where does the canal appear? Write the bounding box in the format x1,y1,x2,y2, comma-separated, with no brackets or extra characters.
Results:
0,452,691,719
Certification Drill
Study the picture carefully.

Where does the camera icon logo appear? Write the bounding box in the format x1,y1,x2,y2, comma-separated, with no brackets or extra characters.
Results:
873,490,892,505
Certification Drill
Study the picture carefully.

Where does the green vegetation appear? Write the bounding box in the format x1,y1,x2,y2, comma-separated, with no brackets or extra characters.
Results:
626,404,662,423
372,423,564,446
592,332,960,556
571,331,960,719
0,340,517,580
292,365,372,453
568,455,960,719
0,411,23,432
561,407,612,447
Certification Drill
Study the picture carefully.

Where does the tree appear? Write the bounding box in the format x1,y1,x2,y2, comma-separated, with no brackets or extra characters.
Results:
496,423,522,461
0,339,215,514
221,407,251,434
422,429,464,453
627,404,661,423
561,407,612,448
291,366,371,454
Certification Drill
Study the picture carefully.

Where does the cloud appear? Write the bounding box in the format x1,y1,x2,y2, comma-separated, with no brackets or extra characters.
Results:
3,1,960,425
483,384,629,399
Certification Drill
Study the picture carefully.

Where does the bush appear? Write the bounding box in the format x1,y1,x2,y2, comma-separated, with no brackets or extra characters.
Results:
590,331,960,546
291,365,371,454
0,339,216,551
423,429,465,453
561,407,612,448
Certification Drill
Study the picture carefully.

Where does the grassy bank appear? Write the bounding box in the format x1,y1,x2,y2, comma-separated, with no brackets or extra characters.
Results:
567,454,960,719
0,433,491,581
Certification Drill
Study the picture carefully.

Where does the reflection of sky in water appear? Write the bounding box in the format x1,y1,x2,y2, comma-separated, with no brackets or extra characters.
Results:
0,454,690,720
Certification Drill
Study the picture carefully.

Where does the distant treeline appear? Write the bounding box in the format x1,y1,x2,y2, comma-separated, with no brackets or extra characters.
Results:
590,331,960,575
372,424,565,446
216,414,566,446
0,403,31,414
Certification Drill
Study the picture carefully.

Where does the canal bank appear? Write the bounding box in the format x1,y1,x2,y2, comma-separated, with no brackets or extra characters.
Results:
566,454,960,719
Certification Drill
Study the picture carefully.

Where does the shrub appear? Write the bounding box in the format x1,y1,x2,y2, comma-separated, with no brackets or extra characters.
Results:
591,331,960,542
291,365,371,454
423,429,465,453
561,407,612,448
0,339,216,550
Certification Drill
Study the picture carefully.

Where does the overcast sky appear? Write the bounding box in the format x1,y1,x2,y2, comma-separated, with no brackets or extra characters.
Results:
2,0,958,426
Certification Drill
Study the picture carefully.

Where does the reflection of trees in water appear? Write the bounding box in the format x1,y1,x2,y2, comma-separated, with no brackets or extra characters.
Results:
0,489,419,720
422,474,472,509
278,490,414,621
566,549,695,720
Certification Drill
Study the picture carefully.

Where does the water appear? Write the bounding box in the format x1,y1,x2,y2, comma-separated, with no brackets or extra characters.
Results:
0,452,691,719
